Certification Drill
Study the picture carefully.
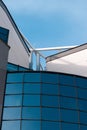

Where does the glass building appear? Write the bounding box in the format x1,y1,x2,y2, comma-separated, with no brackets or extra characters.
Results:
0,1,87,130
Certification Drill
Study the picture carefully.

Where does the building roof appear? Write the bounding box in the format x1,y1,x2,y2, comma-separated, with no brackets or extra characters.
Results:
46,43,87,77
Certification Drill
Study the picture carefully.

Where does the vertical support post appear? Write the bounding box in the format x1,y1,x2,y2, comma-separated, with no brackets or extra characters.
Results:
29,51,33,70
36,52,40,70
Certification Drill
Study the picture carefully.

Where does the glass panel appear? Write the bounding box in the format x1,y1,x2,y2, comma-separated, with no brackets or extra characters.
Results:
61,109,78,123
60,96,77,109
62,122,79,130
6,84,22,94
42,95,58,107
42,83,58,95
80,112,87,125
76,77,87,88
42,108,59,121
59,74,74,85
41,73,58,84
78,88,87,99
2,121,20,130
22,107,40,119
78,99,87,111
42,121,60,130
23,95,40,106
24,83,40,94
80,125,87,130
7,73,23,83
22,121,40,130
60,85,76,97
24,73,40,82
3,108,21,120
4,95,22,106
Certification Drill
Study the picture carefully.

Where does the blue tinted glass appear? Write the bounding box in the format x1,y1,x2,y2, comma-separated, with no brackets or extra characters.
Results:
7,63,18,71
4,95,22,106
42,95,58,107
60,96,77,109
78,88,87,99
80,125,87,130
24,83,40,94
78,99,87,111
7,73,23,83
60,85,76,97
22,107,40,119
62,122,79,130
0,27,9,44
42,108,59,121
76,77,87,88
6,84,22,94
61,109,78,123
3,108,21,119
42,84,58,95
23,95,40,106
59,74,74,85
2,121,20,130
42,73,58,84
80,112,87,124
42,121,60,130
24,73,40,82
22,121,40,130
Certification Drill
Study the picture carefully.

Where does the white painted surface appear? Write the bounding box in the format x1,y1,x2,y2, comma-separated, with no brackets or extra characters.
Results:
0,5,29,68
47,49,87,77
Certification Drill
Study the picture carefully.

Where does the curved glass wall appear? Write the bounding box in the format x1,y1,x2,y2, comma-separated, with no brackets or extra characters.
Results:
1,71,87,130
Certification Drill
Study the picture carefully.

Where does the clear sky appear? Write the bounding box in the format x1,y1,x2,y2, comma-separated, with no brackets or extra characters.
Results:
3,0,87,50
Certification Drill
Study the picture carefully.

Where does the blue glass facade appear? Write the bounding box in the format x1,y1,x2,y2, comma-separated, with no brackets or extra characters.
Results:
1,71,87,130
0,26,9,44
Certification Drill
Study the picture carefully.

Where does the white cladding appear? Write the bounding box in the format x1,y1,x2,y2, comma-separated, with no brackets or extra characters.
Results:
0,4,29,68
47,48,87,77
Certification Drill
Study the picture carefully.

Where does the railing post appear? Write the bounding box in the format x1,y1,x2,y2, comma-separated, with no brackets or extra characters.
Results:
29,51,33,69
36,52,40,70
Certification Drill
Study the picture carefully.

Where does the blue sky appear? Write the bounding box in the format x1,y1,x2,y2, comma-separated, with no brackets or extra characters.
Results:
4,0,87,50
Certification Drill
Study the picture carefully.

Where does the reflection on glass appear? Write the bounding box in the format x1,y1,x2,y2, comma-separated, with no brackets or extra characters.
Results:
23,95,40,106
22,121,40,130
2,121,20,130
24,83,40,94
3,108,21,119
4,95,22,106
42,108,59,121
22,107,40,119
24,73,40,82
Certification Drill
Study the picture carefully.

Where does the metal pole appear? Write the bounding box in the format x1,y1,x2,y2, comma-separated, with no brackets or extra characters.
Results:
29,51,33,69
36,52,40,70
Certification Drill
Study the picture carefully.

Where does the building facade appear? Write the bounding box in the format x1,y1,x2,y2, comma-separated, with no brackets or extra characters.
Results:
0,1,87,130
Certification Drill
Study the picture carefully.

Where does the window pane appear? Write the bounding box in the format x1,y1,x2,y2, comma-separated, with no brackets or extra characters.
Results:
24,83,40,94
42,95,58,107
80,112,87,125
80,125,87,130
60,96,77,109
61,109,78,123
22,121,40,130
76,77,87,88
42,121,60,130
62,122,79,130
3,108,21,120
23,95,40,106
22,107,40,119
78,99,87,111
59,74,74,85
78,88,87,99
42,84,58,95
6,84,22,94
2,121,20,130
60,85,76,97
41,73,58,84
24,73,40,82
42,108,59,121
4,95,22,106
7,73,23,83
